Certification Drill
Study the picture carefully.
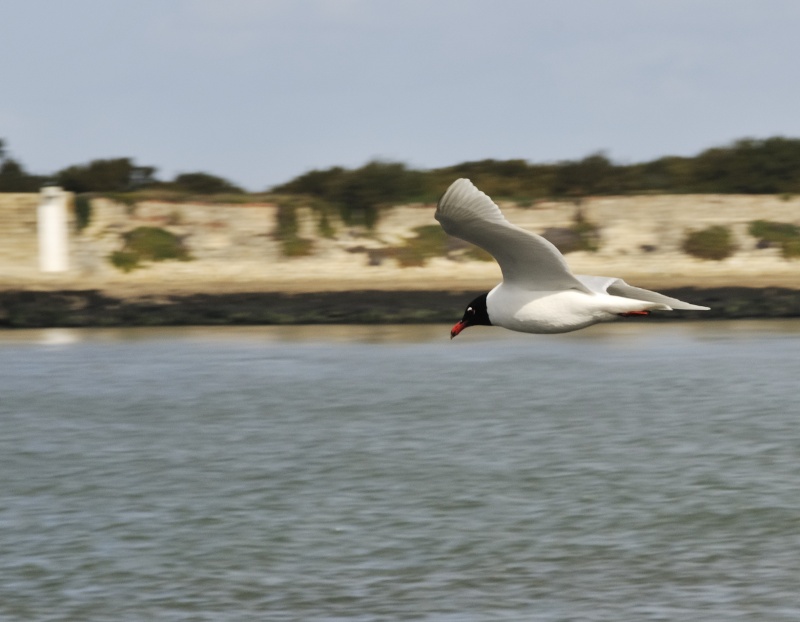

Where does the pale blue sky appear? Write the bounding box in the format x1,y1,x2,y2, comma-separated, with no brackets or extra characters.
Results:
3,0,800,190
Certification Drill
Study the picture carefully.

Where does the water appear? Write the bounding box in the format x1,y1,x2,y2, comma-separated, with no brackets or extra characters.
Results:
1,321,799,621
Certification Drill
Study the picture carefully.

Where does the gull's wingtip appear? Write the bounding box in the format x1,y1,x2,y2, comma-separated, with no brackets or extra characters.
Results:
436,177,509,234
437,178,473,219
438,178,474,204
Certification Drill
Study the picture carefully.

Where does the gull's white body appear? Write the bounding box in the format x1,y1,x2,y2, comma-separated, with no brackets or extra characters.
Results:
436,179,708,334
485,284,670,334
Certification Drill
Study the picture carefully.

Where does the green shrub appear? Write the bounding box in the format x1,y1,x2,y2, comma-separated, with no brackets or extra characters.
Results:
109,226,190,271
570,217,601,252
749,219,800,240
124,227,190,261
109,250,140,272
105,192,139,215
281,237,314,257
393,225,449,267
316,210,336,239
74,195,92,231
682,226,736,260
373,225,494,267
784,239,800,258
749,220,800,258
274,204,314,257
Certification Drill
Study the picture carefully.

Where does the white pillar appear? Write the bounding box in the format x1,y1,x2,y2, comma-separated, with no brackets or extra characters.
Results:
37,186,70,272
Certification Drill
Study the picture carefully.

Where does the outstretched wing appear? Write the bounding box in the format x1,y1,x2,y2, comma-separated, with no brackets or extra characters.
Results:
435,178,588,291
576,275,710,310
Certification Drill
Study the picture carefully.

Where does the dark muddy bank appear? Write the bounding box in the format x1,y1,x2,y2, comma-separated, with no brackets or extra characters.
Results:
1,287,799,328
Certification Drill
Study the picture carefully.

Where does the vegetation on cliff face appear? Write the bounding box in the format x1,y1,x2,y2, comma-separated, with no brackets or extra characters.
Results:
272,161,426,228
748,220,800,258
391,225,450,267
110,226,191,272
274,204,314,257
74,195,92,231
540,208,601,254
682,226,737,261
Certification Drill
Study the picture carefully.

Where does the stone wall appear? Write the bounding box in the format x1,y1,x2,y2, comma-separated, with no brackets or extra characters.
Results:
0,194,41,272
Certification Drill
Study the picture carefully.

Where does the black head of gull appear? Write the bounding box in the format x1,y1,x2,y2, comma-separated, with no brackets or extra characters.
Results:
450,293,492,339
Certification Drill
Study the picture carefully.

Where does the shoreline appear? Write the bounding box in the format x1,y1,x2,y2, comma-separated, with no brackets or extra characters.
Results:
3,269,800,297
1,285,799,328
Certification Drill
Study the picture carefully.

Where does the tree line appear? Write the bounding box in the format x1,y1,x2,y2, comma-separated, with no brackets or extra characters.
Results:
275,136,800,204
0,138,243,195
2,136,800,202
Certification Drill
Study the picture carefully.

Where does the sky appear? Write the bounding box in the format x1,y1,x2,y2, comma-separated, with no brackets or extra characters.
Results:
3,0,800,191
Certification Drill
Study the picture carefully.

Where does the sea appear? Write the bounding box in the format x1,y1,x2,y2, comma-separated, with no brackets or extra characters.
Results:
1,320,799,621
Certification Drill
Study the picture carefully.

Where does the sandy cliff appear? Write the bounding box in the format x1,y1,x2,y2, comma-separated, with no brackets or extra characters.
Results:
2,193,798,295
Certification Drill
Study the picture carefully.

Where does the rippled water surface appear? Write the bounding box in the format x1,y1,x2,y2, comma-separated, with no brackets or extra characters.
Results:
2,321,800,621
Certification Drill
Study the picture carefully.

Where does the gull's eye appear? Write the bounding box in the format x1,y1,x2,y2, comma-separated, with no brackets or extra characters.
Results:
467,307,475,315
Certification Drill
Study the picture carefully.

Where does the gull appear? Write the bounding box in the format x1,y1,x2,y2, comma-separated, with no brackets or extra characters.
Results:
435,178,709,338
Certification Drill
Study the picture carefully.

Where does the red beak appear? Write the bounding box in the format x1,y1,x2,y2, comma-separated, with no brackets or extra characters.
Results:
450,320,468,339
